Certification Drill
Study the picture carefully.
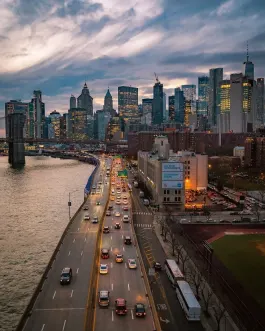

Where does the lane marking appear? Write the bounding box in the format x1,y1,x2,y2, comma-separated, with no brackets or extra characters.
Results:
73,238,75,243
35,308,86,312
78,228,80,231
84,237,87,242
41,324,45,331
122,235,124,239
62,320,66,331
112,310,114,322
76,268,79,274
128,283,130,291
111,247,112,251
111,283,113,291
111,236,112,240
131,310,134,320
123,246,125,251
125,263,127,269
68,251,71,256
52,291,56,300
70,290,74,298
111,262,113,268
81,251,83,256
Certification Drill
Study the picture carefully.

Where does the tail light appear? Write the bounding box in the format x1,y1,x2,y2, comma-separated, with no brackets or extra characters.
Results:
144,313,146,315
125,310,127,312
116,310,118,312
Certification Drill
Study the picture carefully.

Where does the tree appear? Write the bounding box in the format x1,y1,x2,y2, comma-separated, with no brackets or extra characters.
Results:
212,302,226,331
187,269,204,299
180,248,190,274
156,215,167,236
167,225,179,256
200,282,214,315
175,243,184,264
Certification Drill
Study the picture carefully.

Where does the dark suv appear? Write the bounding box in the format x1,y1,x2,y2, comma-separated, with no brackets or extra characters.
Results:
124,236,132,245
60,267,72,285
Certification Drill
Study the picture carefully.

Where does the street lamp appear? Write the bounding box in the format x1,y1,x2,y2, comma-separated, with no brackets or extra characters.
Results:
68,189,79,221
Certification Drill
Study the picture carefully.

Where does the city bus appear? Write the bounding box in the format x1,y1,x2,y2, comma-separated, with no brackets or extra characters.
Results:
164,259,184,287
127,183,132,192
175,280,201,321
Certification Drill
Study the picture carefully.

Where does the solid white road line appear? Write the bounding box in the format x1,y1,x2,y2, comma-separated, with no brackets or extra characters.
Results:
81,251,83,256
73,238,75,243
112,310,114,321
78,228,80,231
128,283,130,291
68,251,71,256
125,263,127,269
131,310,134,320
70,290,74,298
52,291,56,300
76,268,79,274
41,325,45,331
111,283,113,291
111,236,112,240
111,262,113,268
62,320,66,331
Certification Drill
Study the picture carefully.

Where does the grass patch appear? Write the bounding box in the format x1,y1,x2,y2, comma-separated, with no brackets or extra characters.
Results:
211,234,265,309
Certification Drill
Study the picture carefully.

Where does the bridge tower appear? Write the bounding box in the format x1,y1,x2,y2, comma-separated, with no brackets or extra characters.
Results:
8,112,26,167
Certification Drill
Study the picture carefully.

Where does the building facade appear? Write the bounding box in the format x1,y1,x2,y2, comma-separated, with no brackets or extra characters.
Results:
209,68,223,126
68,108,88,138
168,95,175,121
77,83,93,116
70,95,76,109
48,110,61,138
230,73,244,133
30,90,45,138
182,85,196,119
142,98,153,115
94,110,111,140
118,86,138,121
152,81,164,125
198,76,209,116
174,88,185,124
257,78,264,124
5,100,29,138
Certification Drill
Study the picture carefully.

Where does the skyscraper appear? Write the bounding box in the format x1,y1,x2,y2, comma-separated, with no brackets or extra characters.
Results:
70,95,76,109
142,99,153,114
68,108,88,138
31,90,45,138
243,43,254,80
230,73,243,133
181,85,196,125
77,83,93,116
209,68,223,126
152,80,163,125
48,110,61,138
198,76,209,115
118,86,138,121
218,80,231,133
103,88,114,114
163,92,168,122
174,88,185,124
168,96,175,120
94,110,111,140
257,78,264,124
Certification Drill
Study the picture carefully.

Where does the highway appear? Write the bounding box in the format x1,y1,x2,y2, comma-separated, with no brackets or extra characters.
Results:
94,158,155,331
129,175,204,331
22,158,111,331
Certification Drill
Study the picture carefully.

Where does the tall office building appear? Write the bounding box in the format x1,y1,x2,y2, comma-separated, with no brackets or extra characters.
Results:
118,86,138,121
103,88,113,113
68,108,88,138
142,99,153,115
5,100,29,138
182,84,196,114
163,92,168,122
198,76,209,115
243,44,254,80
48,110,61,138
31,90,45,138
77,83,93,116
218,80,231,133
168,96,175,120
94,110,111,140
60,113,68,138
70,95,76,109
230,73,243,133
257,78,264,124
152,80,164,125
209,68,223,126
174,88,185,124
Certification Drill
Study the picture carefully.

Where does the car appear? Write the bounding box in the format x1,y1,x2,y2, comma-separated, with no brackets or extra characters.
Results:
115,298,127,315
124,236,132,245
153,262,162,271
101,248,109,259
114,222,121,229
110,196,115,201
92,185,96,189
60,267,72,285
122,188,126,192
96,201,101,205
116,200,121,205
84,214,90,221
106,210,111,216
123,200,128,205
83,206,89,210
108,205,113,210
116,254,123,263
123,215,129,222
128,259,137,269
100,264,108,274
98,290,110,307
96,189,101,194
135,303,146,317
123,196,128,200
116,195,121,199
92,216,98,223
115,212,121,217
123,206,129,211
103,226,110,233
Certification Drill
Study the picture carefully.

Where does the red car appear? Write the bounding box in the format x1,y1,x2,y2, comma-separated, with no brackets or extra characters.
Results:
115,298,127,315
123,206,129,211
101,248,109,259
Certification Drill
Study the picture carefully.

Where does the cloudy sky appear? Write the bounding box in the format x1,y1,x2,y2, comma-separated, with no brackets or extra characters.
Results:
0,0,265,131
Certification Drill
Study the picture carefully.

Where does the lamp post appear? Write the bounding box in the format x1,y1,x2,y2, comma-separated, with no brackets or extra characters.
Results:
68,189,78,221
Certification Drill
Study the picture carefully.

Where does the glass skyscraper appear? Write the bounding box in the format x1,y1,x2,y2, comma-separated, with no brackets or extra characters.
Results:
257,78,264,124
198,76,209,115
77,83,93,116
208,68,223,126
168,95,175,120
118,86,138,121
152,81,164,125
174,88,185,124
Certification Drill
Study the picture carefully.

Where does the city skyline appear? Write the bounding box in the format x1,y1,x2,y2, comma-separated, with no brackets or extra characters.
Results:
0,0,265,125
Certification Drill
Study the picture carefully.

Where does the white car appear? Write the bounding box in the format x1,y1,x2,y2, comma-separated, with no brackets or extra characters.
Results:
116,200,121,205
92,216,99,223
100,264,108,274
128,259,137,269
123,215,129,222
115,212,121,217
84,214,90,221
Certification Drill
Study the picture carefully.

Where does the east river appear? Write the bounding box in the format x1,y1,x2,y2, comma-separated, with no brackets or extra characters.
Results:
0,156,94,331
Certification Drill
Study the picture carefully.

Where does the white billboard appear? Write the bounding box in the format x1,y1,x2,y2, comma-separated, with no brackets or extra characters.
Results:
162,181,183,189
162,162,184,172
162,172,183,181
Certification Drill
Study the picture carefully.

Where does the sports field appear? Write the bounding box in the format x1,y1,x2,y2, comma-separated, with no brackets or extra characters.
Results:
211,234,265,310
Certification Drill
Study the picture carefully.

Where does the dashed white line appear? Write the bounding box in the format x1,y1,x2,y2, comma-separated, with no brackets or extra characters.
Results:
111,262,113,268
112,310,114,322
128,283,130,291
76,268,79,274
111,283,113,291
84,237,87,242
125,263,127,269
131,310,134,319
123,246,125,251
73,238,75,243
122,235,124,239
68,251,71,256
78,228,80,231
62,320,67,331
111,247,112,251
70,290,74,298
111,236,112,240
41,324,45,331
52,291,56,300
81,251,83,256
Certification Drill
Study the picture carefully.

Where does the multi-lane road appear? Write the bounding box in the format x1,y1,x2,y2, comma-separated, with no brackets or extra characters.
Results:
94,158,155,331
22,159,110,331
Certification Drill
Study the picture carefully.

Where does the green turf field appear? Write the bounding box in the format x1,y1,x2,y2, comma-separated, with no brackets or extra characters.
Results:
211,234,265,309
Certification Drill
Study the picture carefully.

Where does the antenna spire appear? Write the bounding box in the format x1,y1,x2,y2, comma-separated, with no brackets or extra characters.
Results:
247,41,249,62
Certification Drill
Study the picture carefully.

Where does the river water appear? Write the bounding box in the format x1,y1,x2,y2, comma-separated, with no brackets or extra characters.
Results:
0,156,94,331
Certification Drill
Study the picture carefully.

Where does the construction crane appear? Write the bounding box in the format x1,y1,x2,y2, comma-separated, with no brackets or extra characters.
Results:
154,72,160,83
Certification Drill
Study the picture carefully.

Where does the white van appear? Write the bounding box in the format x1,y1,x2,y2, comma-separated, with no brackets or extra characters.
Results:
143,199,149,206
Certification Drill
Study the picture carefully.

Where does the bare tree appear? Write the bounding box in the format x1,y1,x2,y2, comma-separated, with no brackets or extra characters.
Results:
180,248,190,274
200,282,214,315
156,215,167,236
212,302,226,331
175,243,184,264
166,225,179,256
187,269,204,299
